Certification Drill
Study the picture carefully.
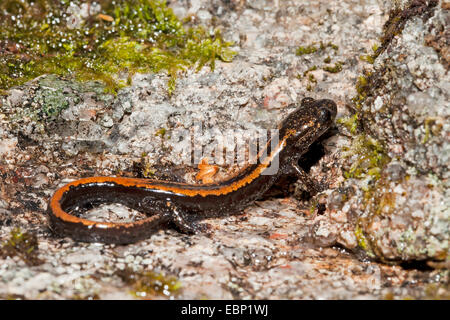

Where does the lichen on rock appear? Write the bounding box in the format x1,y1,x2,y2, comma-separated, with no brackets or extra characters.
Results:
335,0,449,262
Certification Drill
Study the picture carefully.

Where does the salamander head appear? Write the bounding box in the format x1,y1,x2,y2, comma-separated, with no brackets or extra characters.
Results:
279,97,337,150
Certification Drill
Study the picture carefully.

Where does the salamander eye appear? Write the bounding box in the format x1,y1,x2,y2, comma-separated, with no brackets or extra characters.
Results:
318,108,331,124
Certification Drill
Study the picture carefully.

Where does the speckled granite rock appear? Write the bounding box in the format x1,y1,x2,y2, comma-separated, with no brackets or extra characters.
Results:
0,0,448,300
329,0,449,262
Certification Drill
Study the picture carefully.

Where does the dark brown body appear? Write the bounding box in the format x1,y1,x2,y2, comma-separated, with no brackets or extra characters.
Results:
48,98,337,244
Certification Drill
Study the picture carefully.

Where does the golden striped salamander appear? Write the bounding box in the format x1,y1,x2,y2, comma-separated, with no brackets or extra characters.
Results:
48,97,337,243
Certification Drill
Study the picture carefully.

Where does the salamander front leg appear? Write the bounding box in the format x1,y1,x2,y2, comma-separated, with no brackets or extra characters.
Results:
288,161,323,195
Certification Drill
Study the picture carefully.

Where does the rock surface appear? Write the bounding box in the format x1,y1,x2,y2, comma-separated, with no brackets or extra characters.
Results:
0,0,448,300
332,0,449,262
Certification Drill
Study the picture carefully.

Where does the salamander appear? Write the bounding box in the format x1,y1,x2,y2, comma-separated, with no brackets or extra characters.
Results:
48,97,337,244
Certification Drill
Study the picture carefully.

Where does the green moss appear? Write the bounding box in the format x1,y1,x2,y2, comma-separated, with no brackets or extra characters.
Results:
0,0,236,95
305,73,317,91
337,113,359,135
323,61,343,73
116,267,181,298
155,127,167,138
297,65,318,79
135,152,156,178
354,224,375,257
422,121,431,144
343,135,390,181
319,41,339,51
142,157,156,177
305,65,317,75
352,73,372,110
355,75,368,95
298,65,319,90
0,228,43,266
371,43,379,53
329,43,339,51
359,43,380,65
295,45,317,56
309,199,318,215
296,41,341,91
296,41,338,57
359,54,375,64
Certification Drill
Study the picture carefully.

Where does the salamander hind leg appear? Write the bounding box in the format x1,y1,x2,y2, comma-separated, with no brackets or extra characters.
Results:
164,201,211,235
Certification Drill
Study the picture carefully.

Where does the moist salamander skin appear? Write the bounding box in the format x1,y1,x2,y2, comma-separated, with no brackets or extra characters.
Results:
48,97,337,244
